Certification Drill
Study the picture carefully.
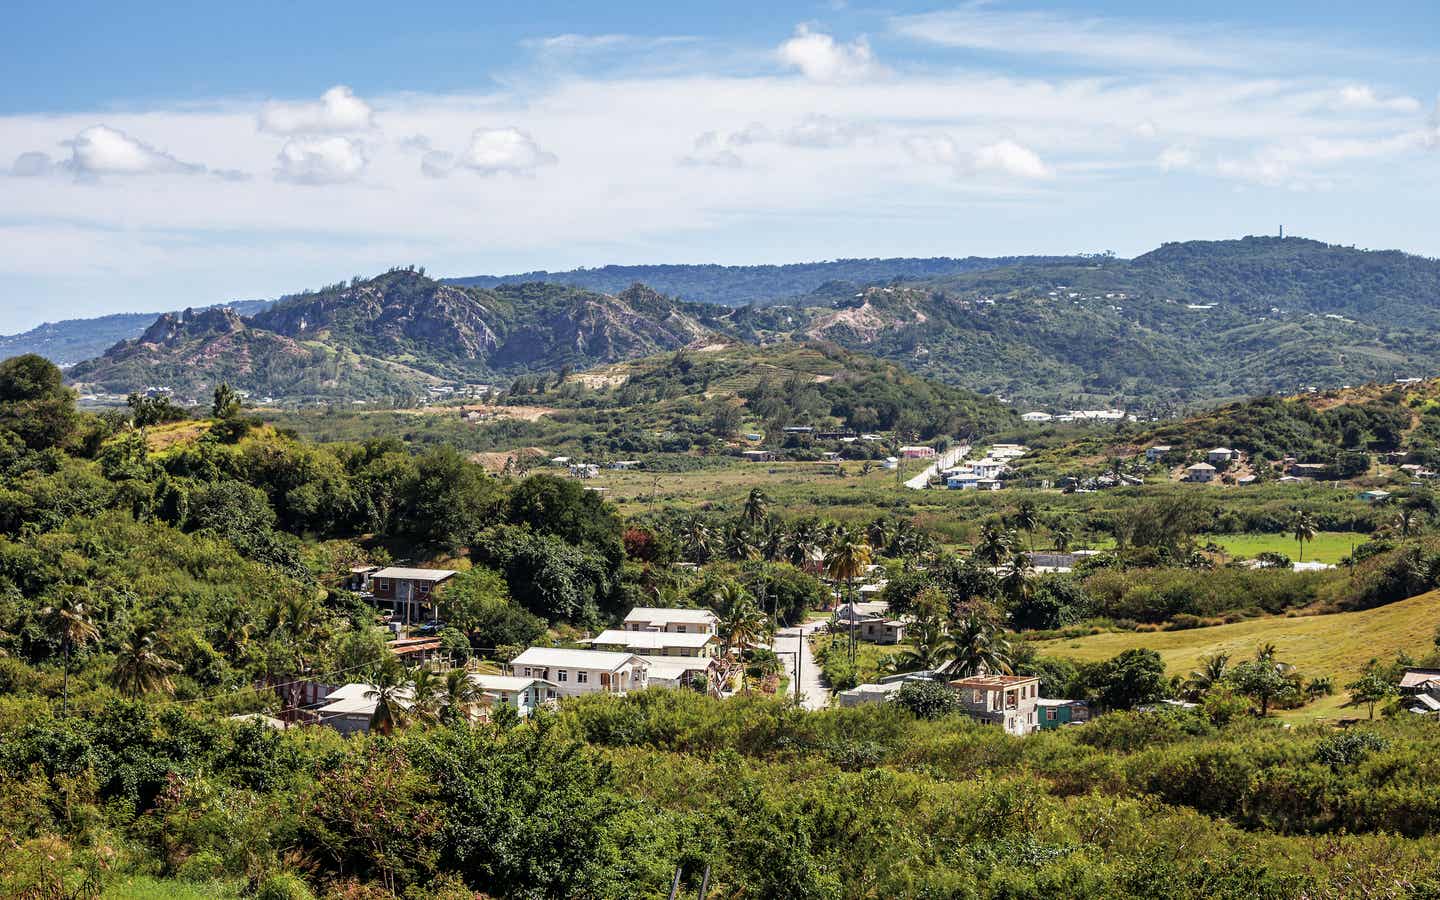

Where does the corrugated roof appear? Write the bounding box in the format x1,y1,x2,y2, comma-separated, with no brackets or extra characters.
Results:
622,607,718,625
584,629,715,650
468,674,556,691
511,647,645,671
372,567,458,581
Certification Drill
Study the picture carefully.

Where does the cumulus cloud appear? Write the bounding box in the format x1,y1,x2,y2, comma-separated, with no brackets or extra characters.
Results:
1334,84,1420,113
11,151,53,176
904,135,1052,179
259,86,374,135
274,137,367,184
59,125,205,176
680,131,745,168
458,128,557,175
777,25,878,82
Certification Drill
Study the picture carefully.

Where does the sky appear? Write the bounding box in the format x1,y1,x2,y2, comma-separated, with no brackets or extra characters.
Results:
0,0,1437,333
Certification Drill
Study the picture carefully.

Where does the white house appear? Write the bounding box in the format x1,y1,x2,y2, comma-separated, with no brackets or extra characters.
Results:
972,459,1007,479
1207,447,1234,464
946,472,980,490
584,628,717,657
638,655,719,690
1021,412,1052,423
466,674,557,717
1145,445,1172,463
509,647,649,697
1185,462,1217,483
622,607,719,635
316,683,411,736
838,682,903,707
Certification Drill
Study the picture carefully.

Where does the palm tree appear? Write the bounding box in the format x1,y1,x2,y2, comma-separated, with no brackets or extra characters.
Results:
441,668,482,724
1051,524,1073,554
1012,500,1040,553
41,591,100,716
972,523,1012,567
365,658,413,736
944,614,1012,678
1184,652,1230,700
1394,508,1420,541
719,598,771,666
1000,550,1034,606
865,518,896,556
742,488,770,528
408,666,444,726
681,516,713,564
1292,510,1318,562
724,523,762,562
710,579,751,618
111,622,179,699
824,527,873,662
888,609,946,673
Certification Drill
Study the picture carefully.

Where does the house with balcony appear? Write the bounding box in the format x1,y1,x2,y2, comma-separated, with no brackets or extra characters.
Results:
948,674,1041,735
509,647,649,698
583,628,717,657
369,567,458,624
622,607,719,635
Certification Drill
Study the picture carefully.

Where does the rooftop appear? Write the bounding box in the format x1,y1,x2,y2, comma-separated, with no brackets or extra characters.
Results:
372,566,459,581
622,607,718,625
510,646,645,671
949,674,1039,689
584,629,715,650
468,673,557,691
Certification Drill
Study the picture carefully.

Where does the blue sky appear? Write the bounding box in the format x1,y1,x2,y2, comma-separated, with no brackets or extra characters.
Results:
0,1,1437,332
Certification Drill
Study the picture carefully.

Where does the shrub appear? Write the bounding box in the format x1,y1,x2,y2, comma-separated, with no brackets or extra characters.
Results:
1314,731,1389,770
895,680,959,719
256,872,316,900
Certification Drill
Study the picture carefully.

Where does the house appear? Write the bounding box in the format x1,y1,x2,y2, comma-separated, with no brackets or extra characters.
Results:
622,607,719,635
858,618,907,644
1021,412,1052,423
838,682,903,707
610,460,642,470
899,445,937,459
948,674,1041,735
971,459,1007,479
946,472,980,490
347,565,381,593
1145,445,1172,463
568,462,600,478
1035,698,1089,730
1289,462,1328,478
835,600,906,644
1400,667,1440,715
388,636,444,665
316,682,410,736
1359,489,1392,503
881,457,899,470
1185,462,1216,483
1208,447,1234,464
976,479,1002,491
583,628,717,657
741,449,774,462
468,674,557,718
509,647,649,697
369,567,458,624
637,655,720,690
782,425,814,434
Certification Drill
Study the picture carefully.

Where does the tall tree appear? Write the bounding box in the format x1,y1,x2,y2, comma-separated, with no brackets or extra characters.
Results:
742,488,770,528
365,658,413,736
1012,500,1040,553
944,614,1013,678
41,591,100,716
1292,510,1318,562
211,382,243,419
824,527,873,662
111,622,180,699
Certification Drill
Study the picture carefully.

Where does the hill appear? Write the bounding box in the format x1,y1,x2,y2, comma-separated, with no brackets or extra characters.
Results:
0,298,273,366
1034,589,1440,720
66,271,730,402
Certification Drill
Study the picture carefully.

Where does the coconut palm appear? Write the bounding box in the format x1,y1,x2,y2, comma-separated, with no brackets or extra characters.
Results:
41,591,100,716
742,488,770,528
1051,524,1073,553
972,523,1012,567
408,666,444,726
999,550,1034,606
365,658,412,736
1292,510,1318,562
719,597,771,660
944,614,1012,678
724,522,762,562
865,518,896,556
824,527,873,661
887,608,946,674
1184,652,1231,700
680,516,714,564
1012,500,1040,553
441,668,483,724
1394,508,1420,541
111,621,180,699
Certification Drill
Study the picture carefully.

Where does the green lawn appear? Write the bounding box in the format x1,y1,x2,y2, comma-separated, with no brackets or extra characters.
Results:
811,630,902,687
1034,589,1440,721
1209,531,1363,564
104,876,243,899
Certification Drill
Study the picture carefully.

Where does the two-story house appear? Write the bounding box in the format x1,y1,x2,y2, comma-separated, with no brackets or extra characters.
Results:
369,567,458,624
949,674,1041,735
583,629,717,657
622,607,719,635
468,673,558,717
509,647,649,698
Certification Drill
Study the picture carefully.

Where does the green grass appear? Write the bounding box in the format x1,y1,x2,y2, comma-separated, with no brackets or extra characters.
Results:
1209,531,1362,564
104,875,244,899
1034,589,1440,721
811,631,901,686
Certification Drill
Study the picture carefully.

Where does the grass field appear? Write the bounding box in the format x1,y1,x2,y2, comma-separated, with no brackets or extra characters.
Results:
1210,531,1361,564
104,876,243,899
1034,590,1440,721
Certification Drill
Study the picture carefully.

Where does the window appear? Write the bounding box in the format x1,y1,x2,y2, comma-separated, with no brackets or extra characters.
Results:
1046,707,1057,721
418,582,430,594
676,625,686,633
557,670,568,682
377,579,391,591
577,671,589,684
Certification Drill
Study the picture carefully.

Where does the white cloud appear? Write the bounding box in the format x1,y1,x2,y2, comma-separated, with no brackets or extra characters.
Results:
60,125,205,176
274,136,367,184
11,151,52,176
904,135,1051,179
457,128,557,176
777,25,878,82
259,86,374,135
1334,84,1421,113
680,131,744,168
1157,145,1196,171
1426,98,1440,149
421,150,455,178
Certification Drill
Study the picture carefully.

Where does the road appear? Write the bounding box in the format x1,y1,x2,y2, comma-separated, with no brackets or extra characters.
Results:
774,623,828,710
903,443,970,490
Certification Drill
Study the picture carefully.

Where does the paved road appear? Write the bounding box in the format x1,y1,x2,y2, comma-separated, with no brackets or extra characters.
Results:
903,443,970,490
775,623,828,710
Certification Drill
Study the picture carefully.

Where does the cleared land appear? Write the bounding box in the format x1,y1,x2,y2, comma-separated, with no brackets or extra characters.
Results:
1209,531,1361,564
1034,590,1440,720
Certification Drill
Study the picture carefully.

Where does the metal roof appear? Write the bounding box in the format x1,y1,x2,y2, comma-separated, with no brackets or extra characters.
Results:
622,607,718,625
584,629,715,650
510,647,646,671
372,567,459,581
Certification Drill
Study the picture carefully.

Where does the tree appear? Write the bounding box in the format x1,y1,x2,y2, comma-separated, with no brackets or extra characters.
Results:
1292,510,1318,562
365,658,413,736
718,596,770,660
824,528,872,662
1183,652,1231,701
1394,508,1420,541
999,550,1034,607
1089,648,1167,710
895,680,958,719
0,354,79,451
1345,662,1398,719
441,668,484,724
887,587,947,673
944,614,1012,678
1012,500,1039,552
972,523,1012,567
40,590,100,716
1051,524,1073,553
212,382,243,419
1228,648,1297,718
742,488,770,528
111,622,180,699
